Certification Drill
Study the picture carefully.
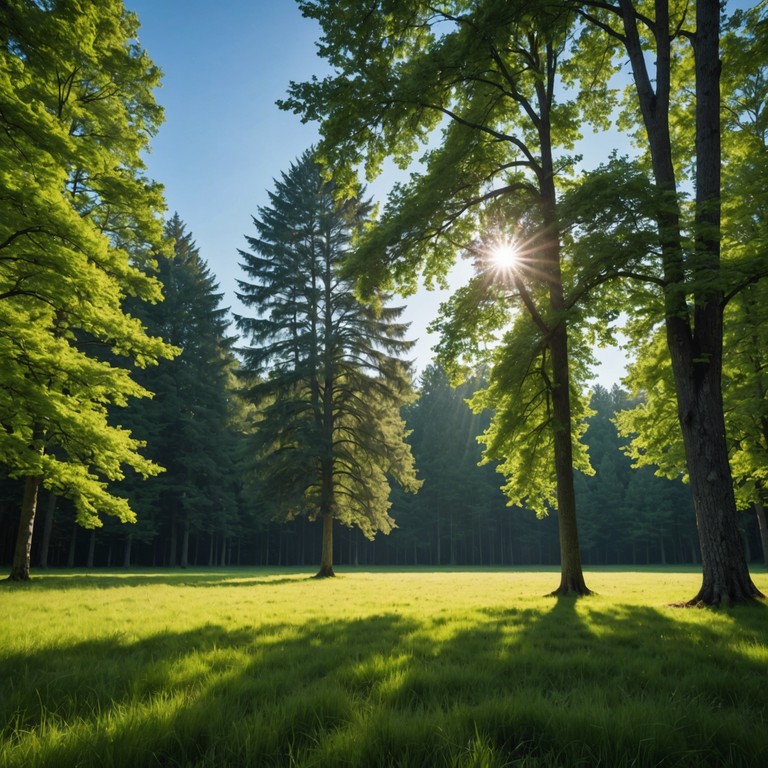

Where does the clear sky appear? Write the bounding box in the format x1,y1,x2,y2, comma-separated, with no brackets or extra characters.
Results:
125,0,626,386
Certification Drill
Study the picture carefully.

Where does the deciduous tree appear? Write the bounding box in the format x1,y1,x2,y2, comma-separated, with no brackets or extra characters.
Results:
281,0,607,594
573,0,766,602
0,0,174,580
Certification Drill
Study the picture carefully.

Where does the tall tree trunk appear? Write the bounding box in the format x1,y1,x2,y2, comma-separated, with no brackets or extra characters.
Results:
180,515,190,568
754,501,768,568
38,491,56,569
681,0,760,604
314,244,337,580
86,530,96,568
67,522,77,568
538,107,589,594
123,534,132,568
168,503,177,567
549,323,589,595
315,512,335,578
617,0,760,604
8,475,42,581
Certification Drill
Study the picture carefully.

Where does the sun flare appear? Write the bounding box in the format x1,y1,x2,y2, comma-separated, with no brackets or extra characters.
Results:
490,240,518,270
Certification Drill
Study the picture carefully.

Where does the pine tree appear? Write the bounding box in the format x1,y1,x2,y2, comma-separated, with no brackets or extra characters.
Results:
236,151,420,578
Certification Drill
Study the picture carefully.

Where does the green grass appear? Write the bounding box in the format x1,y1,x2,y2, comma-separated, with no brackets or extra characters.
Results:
1,567,767,767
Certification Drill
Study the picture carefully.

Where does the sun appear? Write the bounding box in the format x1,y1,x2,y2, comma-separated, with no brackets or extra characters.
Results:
490,240,518,271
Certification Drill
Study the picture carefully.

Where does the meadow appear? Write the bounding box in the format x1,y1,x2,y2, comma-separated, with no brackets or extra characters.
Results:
1,567,767,767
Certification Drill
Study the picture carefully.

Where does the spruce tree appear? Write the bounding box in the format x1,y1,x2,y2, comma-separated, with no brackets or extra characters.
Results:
121,215,241,567
236,151,420,578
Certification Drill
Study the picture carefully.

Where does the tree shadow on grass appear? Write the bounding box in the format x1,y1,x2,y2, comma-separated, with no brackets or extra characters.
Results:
439,596,768,767
3,597,767,767
0,569,318,591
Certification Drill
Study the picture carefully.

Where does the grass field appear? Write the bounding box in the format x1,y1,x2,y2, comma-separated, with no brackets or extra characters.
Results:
1,567,767,767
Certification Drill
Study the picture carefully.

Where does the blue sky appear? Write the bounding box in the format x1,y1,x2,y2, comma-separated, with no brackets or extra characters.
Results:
126,0,626,385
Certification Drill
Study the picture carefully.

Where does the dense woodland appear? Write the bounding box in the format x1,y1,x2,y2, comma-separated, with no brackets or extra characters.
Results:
1,1,767,603
1,350,764,569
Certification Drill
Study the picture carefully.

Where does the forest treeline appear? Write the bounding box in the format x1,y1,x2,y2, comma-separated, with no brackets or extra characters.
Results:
1,320,764,570
2,1,767,603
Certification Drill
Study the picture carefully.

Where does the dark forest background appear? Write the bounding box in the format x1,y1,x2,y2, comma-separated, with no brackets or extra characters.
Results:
2,369,763,570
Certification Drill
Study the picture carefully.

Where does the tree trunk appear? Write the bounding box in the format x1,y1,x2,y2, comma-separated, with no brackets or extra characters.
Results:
754,501,768,568
168,504,177,567
67,522,77,568
674,374,761,603
180,515,190,568
38,491,56,569
86,530,96,568
315,512,335,578
8,475,42,581
677,0,758,605
549,324,590,595
123,534,132,568
616,0,760,604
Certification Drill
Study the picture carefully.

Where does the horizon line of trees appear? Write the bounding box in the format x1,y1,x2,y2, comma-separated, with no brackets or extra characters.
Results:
3,348,766,571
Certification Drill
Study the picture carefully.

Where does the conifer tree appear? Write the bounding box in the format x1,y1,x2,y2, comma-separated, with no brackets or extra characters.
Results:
236,151,420,578
121,215,241,567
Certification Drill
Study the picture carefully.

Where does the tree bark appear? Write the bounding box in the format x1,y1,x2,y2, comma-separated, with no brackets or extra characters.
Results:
180,515,190,568
754,501,768,568
616,0,760,604
681,0,760,604
549,323,590,596
315,512,335,578
8,475,42,581
123,533,132,568
67,522,77,568
537,79,589,596
38,491,56,568
86,529,96,568
168,503,177,567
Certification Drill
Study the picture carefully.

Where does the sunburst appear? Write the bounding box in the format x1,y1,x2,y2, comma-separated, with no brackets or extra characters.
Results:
490,240,519,271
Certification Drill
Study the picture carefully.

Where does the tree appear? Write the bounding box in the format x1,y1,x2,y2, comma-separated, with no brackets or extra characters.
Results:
280,0,611,594
0,1,174,580
393,365,509,566
573,0,765,602
236,151,420,578
119,214,242,567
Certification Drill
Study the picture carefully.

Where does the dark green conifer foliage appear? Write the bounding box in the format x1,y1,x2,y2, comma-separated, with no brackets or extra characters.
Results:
236,151,420,578
397,365,508,566
574,385,697,565
121,215,241,567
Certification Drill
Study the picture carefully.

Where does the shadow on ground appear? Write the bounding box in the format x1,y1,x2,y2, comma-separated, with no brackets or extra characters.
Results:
2,587,766,767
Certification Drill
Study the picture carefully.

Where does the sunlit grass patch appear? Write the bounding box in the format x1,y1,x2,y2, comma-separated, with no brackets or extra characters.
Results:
1,567,767,766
